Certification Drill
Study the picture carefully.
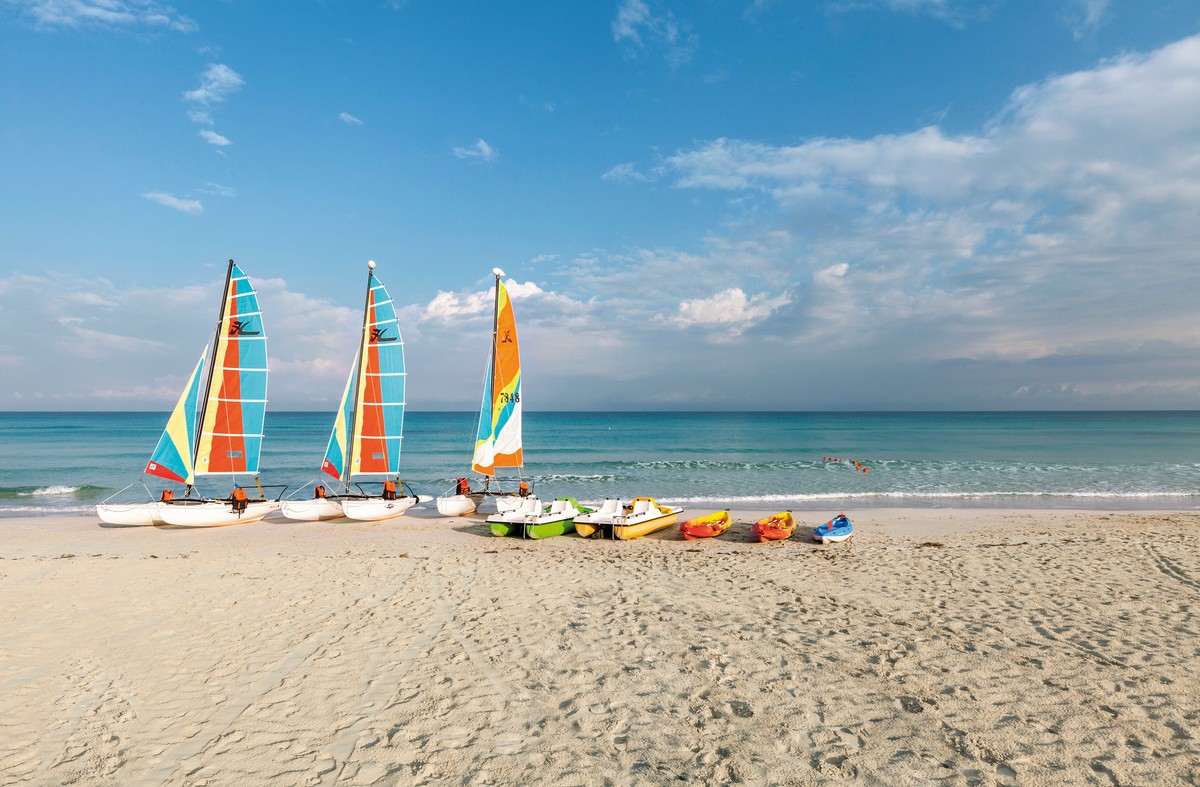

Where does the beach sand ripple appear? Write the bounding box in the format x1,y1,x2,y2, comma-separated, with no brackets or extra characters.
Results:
1,510,1198,784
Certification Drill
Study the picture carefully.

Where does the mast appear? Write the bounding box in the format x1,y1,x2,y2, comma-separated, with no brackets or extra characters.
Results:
188,259,235,496
343,260,375,489
488,267,503,482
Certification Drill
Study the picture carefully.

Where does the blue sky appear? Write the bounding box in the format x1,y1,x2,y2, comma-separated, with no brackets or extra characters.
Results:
1,0,1198,410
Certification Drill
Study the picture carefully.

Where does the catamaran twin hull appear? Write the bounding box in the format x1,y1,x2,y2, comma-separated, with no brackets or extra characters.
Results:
156,499,280,527
96,502,166,527
96,498,281,528
340,496,418,521
279,495,418,522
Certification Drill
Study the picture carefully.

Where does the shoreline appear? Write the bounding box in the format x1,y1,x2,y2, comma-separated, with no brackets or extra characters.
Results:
3,508,1198,784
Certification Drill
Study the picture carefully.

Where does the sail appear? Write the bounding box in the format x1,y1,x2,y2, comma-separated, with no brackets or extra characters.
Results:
195,262,268,476
319,353,357,482
144,347,207,485
350,271,405,477
472,279,522,475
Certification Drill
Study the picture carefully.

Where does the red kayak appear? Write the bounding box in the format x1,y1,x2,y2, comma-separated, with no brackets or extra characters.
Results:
680,510,731,540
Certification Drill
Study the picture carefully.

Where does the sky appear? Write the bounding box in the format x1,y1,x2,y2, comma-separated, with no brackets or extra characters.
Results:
1,0,1199,411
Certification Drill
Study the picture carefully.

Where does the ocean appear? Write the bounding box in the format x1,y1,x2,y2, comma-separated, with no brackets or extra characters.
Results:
1,411,1199,516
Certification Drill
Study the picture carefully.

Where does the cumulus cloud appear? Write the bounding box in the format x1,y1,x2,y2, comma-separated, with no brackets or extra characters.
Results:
339,112,363,125
142,191,202,215
0,270,365,409
583,34,1200,407
6,0,196,31
671,288,793,338
452,138,498,162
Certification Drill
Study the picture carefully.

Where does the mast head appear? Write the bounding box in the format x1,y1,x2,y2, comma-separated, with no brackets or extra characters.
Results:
492,267,505,278
368,259,376,270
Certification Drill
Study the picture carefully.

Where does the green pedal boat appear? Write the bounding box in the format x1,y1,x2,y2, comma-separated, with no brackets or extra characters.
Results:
486,497,592,539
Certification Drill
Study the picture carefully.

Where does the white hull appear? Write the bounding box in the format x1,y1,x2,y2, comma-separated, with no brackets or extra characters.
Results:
486,497,582,526
280,498,345,521
96,502,164,527
158,500,279,528
341,495,418,522
436,495,478,516
818,532,853,544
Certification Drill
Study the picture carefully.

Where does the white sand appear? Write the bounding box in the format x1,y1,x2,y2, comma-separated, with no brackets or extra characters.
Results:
1,508,1199,785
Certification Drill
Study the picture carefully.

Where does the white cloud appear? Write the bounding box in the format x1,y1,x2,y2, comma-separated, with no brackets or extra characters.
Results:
1065,0,1108,39
612,0,698,68
452,138,498,162
142,191,202,215
186,65,242,106
571,34,1200,407
339,112,363,125
7,0,196,31
671,288,793,337
199,182,235,197
198,129,231,146
602,162,653,183
183,63,244,107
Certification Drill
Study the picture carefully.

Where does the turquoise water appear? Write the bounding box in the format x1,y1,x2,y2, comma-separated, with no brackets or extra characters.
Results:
1,411,1199,515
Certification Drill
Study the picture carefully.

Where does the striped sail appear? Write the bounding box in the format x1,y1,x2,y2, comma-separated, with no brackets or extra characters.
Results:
472,279,522,475
195,263,268,476
319,354,357,482
350,272,405,477
144,348,207,485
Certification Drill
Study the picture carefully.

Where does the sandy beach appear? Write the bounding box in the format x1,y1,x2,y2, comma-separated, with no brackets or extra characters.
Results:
1,508,1198,785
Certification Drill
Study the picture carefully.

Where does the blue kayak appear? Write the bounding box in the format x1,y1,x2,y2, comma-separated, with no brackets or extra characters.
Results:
813,513,854,543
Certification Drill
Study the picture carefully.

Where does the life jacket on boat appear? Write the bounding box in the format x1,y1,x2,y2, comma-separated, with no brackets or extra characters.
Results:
313,485,326,499
518,482,530,497
160,489,174,502
230,486,248,513
382,480,397,500
456,477,471,496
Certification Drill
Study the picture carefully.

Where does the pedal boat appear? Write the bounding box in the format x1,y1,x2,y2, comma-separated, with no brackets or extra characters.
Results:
486,497,591,539
574,497,683,540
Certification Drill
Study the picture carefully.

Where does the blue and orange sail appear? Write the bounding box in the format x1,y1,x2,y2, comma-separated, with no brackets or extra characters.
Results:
194,262,268,477
320,266,406,485
472,276,522,475
144,347,207,485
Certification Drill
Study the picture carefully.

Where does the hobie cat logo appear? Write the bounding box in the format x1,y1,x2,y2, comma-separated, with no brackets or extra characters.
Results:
499,330,514,344
370,327,397,343
229,319,259,336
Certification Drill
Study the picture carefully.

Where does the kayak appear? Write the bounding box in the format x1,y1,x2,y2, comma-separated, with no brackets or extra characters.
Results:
813,513,854,544
751,511,795,542
679,510,731,540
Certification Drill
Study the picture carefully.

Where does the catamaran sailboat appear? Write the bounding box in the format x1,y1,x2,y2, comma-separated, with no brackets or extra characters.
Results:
96,260,280,527
280,260,419,522
436,268,532,516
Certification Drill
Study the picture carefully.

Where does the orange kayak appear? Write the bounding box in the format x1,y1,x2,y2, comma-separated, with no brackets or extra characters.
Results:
680,510,731,540
751,511,795,542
